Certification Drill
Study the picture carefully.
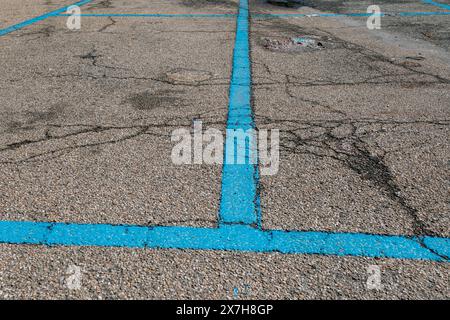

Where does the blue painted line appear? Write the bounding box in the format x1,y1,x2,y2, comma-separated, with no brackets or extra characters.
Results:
0,0,94,36
54,11,450,19
252,13,369,19
422,0,450,11
423,237,450,258
0,221,448,261
219,0,260,227
57,13,237,18
253,11,450,18
398,11,450,16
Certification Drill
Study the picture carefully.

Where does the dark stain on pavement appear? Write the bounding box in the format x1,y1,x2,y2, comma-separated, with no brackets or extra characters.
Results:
3,104,67,133
26,103,66,124
126,89,186,111
4,121,31,133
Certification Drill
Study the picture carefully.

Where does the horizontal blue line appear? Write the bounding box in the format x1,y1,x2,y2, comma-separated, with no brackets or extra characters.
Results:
253,11,450,18
54,11,450,19
0,0,93,36
397,11,450,16
57,13,236,18
0,220,448,261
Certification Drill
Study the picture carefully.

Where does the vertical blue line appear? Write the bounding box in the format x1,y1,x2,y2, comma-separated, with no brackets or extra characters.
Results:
0,0,94,36
219,0,261,227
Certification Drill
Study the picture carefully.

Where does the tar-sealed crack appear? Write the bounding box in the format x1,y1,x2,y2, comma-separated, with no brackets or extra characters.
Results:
32,70,229,87
98,17,116,33
414,236,449,261
75,48,135,76
0,108,225,165
79,49,101,66
256,113,449,238
16,25,55,42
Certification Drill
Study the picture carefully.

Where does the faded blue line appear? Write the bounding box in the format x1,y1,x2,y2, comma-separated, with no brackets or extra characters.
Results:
219,0,260,226
253,11,450,18
398,11,450,16
422,0,450,11
54,11,450,19
57,13,237,18
0,221,448,261
0,0,93,36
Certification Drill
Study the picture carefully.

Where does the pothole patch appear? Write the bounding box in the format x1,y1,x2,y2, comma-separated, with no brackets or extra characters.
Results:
164,68,213,85
260,35,331,52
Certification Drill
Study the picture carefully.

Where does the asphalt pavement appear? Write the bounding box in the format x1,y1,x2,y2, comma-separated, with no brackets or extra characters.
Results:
0,0,448,299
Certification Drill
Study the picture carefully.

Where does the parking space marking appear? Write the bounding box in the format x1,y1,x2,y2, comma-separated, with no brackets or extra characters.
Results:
0,0,448,39
57,13,237,18
0,0,93,36
0,221,448,261
219,0,261,227
0,0,448,262
252,11,450,18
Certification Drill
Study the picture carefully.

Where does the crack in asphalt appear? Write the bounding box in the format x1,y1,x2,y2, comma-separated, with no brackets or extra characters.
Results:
0,106,226,165
249,16,449,240
256,114,449,238
31,70,230,87
87,0,113,10
79,49,100,64
251,18,450,88
15,25,55,42
414,236,449,260
98,16,116,33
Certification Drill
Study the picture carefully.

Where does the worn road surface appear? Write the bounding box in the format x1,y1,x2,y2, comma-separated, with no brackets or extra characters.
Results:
0,0,449,299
